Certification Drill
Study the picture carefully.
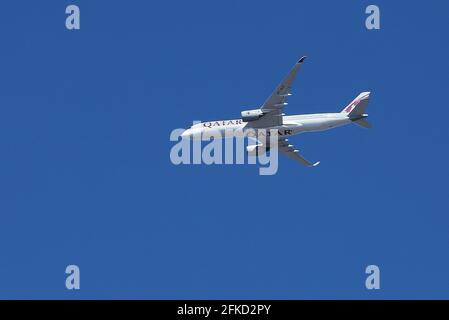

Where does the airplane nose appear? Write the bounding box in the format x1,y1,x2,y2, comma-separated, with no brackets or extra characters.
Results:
181,129,192,139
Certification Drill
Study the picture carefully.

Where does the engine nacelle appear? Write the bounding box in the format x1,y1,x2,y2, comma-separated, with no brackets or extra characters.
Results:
246,144,269,156
241,109,264,122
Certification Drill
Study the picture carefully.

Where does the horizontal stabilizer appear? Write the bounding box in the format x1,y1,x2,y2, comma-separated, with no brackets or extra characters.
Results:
353,118,371,129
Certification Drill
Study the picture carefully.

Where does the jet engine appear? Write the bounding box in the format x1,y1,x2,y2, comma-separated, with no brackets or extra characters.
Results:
246,144,269,156
241,109,264,122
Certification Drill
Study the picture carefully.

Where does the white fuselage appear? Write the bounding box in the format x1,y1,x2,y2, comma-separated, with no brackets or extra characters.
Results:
181,112,352,139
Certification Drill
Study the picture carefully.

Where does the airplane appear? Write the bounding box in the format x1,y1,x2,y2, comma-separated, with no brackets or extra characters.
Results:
181,56,371,166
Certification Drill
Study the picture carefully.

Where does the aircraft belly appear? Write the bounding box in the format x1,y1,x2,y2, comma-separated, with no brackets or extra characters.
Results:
301,119,349,132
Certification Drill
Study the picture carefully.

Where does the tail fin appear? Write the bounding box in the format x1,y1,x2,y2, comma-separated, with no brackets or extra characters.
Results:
341,92,371,118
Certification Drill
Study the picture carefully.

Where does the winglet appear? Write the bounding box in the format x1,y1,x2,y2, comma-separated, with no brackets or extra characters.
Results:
312,161,320,167
298,56,307,64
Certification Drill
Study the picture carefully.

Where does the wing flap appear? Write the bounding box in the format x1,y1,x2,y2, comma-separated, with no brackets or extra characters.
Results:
278,139,320,167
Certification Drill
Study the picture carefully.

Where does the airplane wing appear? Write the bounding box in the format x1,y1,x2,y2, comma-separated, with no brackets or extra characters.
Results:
277,138,320,167
259,56,307,126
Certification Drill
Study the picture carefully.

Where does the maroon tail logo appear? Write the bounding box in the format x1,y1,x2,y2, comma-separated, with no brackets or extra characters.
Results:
345,99,359,113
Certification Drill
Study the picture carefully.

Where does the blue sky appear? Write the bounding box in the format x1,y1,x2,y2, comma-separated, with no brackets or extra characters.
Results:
0,0,448,299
